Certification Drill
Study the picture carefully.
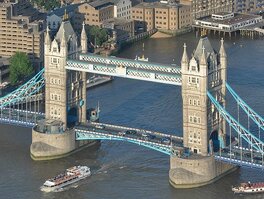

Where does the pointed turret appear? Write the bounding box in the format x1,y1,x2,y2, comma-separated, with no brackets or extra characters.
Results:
81,22,87,54
199,45,208,76
61,28,66,48
181,43,189,64
181,43,189,72
200,46,207,66
219,38,226,57
45,26,51,46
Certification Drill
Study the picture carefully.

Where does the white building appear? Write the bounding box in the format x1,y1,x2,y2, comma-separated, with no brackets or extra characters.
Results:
195,12,263,32
113,0,132,20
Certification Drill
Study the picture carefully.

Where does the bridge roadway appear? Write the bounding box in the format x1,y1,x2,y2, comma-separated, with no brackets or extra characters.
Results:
0,108,44,127
66,54,182,86
75,122,184,155
214,145,264,169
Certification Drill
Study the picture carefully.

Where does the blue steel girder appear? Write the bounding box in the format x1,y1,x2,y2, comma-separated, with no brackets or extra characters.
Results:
207,91,264,154
79,53,181,74
226,82,264,131
75,129,171,155
214,156,264,169
66,59,182,86
0,69,45,108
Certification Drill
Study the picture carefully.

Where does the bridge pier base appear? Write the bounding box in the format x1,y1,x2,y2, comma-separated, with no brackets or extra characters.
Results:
169,155,237,188
30,126,97,161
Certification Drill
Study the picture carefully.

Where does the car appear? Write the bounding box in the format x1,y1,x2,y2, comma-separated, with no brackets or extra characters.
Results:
118,131,126,136
147,133,156,139
142,132,149,140
125,130,137,135
161,137,171,145
227,152,235,157
95,124,105,129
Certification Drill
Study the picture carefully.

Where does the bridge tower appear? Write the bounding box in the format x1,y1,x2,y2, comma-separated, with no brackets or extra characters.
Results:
170,35,236,188
44,17,87,128
30,16,93,160
181,36,227,155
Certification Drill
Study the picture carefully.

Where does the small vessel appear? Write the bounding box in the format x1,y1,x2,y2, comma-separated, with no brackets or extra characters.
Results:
232,181,264,194
87,75,113,88
40,166,91,192
135,43,148,62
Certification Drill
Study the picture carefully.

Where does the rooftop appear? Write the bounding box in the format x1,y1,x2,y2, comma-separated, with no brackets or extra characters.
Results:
197,13,262,26
48,3,81,17
103,18,133,25
133,2,184,9
89,0,114,9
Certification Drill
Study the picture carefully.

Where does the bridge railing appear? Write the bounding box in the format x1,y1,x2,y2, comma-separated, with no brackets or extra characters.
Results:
89,121,183,141
0,69,45,108
207,91,264,154
79,53,181,75
226,82,264,132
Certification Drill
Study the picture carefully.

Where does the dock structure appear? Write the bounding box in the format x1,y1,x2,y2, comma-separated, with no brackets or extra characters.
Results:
193,12,263,38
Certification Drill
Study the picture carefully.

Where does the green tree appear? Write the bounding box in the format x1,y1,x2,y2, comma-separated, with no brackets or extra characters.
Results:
31,0,60,11
9,52,34,85
87,26,108,46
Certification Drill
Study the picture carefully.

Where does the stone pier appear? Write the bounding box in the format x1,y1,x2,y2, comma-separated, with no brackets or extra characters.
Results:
169,155,237,188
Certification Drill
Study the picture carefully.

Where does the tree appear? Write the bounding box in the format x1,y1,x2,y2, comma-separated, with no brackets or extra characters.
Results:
87,26,108,46
9,52,34,85
31,0,60,11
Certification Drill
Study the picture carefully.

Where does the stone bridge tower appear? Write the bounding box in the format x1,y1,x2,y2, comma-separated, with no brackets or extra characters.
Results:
44,19,87,129
30,17,90,161
181,36,227,155
169,36,235,188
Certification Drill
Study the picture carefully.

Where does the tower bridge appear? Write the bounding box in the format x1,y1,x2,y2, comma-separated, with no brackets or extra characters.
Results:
0,17,264,189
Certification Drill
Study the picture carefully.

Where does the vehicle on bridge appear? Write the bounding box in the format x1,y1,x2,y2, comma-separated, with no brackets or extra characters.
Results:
118,131,126,136
125,130,137,135
161,137,171,145
95,124,105,129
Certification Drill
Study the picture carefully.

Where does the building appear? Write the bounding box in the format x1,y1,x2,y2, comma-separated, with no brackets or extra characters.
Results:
131,2,191,32
102,18,134,42
180,0,233,19
73,1,115,29
233,0,264,14
113,0,132,20
0,57,9,85
47,3,80,32
0,0,45,67
73,0,132,30
194,12,263,32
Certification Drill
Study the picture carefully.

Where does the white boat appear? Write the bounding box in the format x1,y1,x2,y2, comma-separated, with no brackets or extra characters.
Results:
232,181,264,194
40,166,91,192
87,75,113,88
135,43,148,62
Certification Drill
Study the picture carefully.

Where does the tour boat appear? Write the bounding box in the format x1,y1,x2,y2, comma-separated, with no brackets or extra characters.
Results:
232,181,264,194
40,166,91,192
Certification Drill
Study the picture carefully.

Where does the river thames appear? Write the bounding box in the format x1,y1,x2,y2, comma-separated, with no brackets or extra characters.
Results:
0,32,264,199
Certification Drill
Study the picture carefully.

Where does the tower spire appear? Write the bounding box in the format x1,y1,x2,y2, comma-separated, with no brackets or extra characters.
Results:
219,38,226,57
181,43,189,64
81,22,87,53
200,45,206,66
45,25,51,45
61,28,66,48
